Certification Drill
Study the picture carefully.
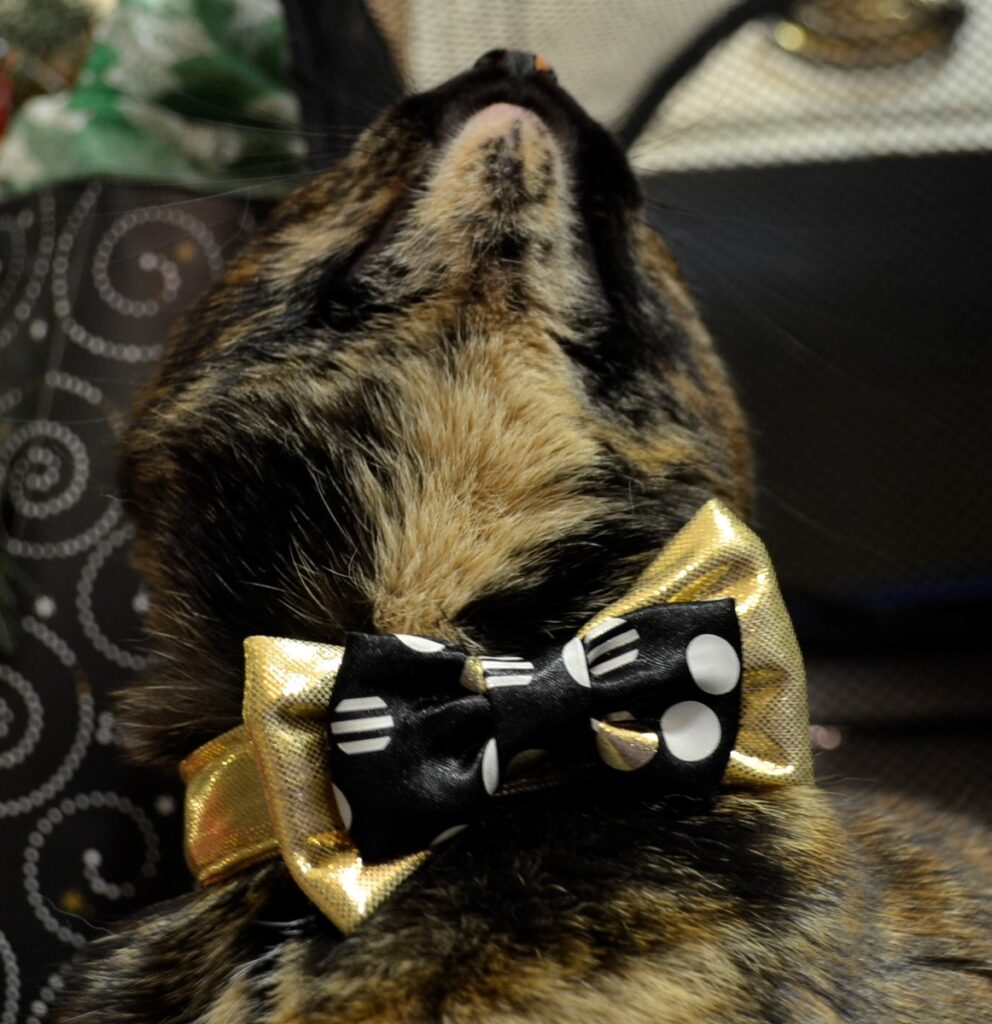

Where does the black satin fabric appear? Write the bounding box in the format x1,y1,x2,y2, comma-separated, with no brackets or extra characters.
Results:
327,600,742,862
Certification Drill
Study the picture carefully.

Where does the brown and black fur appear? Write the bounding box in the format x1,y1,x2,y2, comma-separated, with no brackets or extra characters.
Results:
59,58,990,1023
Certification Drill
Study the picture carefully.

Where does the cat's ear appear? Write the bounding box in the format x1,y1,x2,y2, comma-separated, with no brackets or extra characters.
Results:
278,0,404,170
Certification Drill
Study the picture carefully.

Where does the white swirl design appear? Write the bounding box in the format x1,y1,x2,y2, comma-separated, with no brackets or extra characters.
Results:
5,504,123,562
0,620,93,819
0,372,123,560
23,969,65,1024
54,183,225,362
76,524,149,672
20,617,77,671
0,193,55,352
0,183,255,1015
0,422,89,521
93,225,178,318
0,666,44,770
0,930,20,1024
23,792,162,948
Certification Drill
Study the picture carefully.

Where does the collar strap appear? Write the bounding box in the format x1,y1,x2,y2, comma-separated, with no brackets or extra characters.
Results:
181,499,813,932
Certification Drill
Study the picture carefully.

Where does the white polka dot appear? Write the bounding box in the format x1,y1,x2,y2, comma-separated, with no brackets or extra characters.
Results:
332,784,353,830
660,701,722,762
154,794,176,816
809,724,843,751
685,634,740,695
430,824,468,847
482,738,500,795
33,595,56,619
562,636,590,687
394,634,445,653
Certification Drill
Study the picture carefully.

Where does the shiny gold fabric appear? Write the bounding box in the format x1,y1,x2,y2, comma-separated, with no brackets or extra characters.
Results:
595,720,660,771
181,727,279,883
181,499,812,933
584,499,813,787
242,637,427,933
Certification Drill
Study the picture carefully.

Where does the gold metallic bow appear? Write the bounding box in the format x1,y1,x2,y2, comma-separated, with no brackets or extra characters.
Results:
181,499,812,933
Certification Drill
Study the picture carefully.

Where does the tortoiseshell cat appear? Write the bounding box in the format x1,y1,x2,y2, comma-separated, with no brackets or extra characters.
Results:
60,52,990,1024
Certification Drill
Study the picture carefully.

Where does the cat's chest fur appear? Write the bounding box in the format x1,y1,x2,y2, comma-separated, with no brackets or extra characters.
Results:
59,54,991,1024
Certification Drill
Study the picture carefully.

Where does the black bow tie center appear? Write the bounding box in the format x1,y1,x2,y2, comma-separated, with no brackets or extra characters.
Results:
325,599,741,862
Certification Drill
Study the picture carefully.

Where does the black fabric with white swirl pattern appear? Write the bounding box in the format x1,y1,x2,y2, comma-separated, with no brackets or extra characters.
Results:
326,599,742,862
0,182,260,1024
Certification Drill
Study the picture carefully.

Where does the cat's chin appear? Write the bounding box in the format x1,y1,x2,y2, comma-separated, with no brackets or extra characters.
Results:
441,100,554,165
459,102,546,135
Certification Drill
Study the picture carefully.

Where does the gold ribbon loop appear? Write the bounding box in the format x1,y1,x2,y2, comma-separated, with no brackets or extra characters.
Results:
585,499,813,787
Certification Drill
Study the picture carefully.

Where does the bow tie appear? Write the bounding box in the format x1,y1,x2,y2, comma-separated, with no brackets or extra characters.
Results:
182,500,813,933
328,600,741,862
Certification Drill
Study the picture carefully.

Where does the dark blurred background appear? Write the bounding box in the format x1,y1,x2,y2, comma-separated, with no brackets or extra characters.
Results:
0,2,989,1021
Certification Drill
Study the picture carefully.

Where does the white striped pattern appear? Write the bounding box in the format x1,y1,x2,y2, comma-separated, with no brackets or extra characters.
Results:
590,648,639,677
337,736,392,755
334,696,387,713
481,655,534,689
485,674,533,688
584,617,627,642
330,695,394,755
584,617,639,678
330,715,394,735
585,629,638,665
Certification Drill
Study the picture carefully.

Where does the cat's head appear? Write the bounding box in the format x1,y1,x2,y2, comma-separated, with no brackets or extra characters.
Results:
120,51,750,766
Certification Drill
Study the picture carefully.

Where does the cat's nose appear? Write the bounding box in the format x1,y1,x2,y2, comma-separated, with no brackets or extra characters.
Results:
473,49,557,81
